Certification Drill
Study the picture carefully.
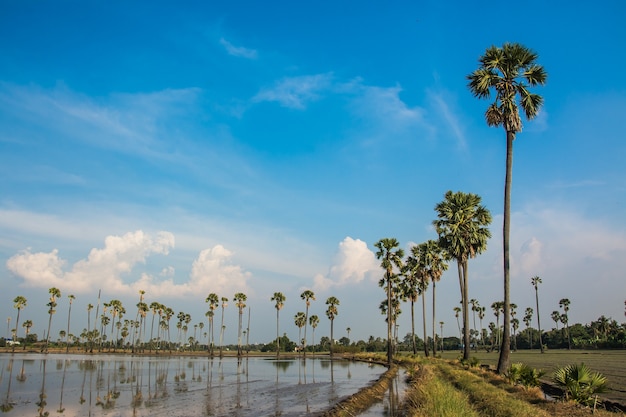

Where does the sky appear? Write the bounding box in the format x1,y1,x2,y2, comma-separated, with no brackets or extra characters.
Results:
1,1,625,346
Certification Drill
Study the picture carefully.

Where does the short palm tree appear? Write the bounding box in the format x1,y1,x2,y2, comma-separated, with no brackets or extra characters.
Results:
271,292,286,356
374,238,404,365
325,297,340,357
553,363,607,406
468,43,546,374
309,314,319,351
22,320,33,350
66,294,75,352
294,312,306,351
219,297,228,357
418,239,448,356
434,191,492,360
400,256,421,355
559,298,571,350
205,293,219,356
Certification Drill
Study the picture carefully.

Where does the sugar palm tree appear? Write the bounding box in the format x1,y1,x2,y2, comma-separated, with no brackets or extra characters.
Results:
374,238,404,365
65,294,75,352
468,43,546,374
294,312,306,352
551,311,561,330
219,297,228,356
469,299,479,350
453,306,462,343
325,297,340,358
559,298,571,350
491,301,504,348
271,292,286,356
531,276,544,353
510,303,518,351
401,254,421,355
523,307,534,349
22,320,33,350
478,306,486,349
205,293,219,356
234,293,247,356
309,315,320,352
45,287,61,352
300,290,315,356
12,296,27,352
346,327,351,343
434,190,492,360
418,239,448,356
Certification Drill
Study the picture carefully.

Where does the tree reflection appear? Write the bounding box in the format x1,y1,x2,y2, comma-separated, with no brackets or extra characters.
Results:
1,359,15,412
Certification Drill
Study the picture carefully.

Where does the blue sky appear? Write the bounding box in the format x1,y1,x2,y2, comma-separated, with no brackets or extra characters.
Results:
1,1,625,345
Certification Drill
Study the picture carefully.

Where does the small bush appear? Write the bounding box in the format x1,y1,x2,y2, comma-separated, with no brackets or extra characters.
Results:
553,363,608,406
506,363,545,388
459,356,481,368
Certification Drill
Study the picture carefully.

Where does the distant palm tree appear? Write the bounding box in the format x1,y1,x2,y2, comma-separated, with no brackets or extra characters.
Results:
294,312,306,352
219,297,228,356
468,43,546,374
400,256,421,355
551,311,561,330
300,290,315,356
325,297,340,357
271,292,286,356
453,306,462,343
12,296,27,352
469,299,479,350
22,319,33,350
45,287,61,352
65,294,75,353
478,306,486,349
559,298,571,350
491,301,504,348
309,314,319,351
205,293,219,356
531,276,544,353
234,293,247,356
510,303,518,351
418,239,448,356
375,238,404,365
523,307,534,349
346,327,351,343
434,191,492,360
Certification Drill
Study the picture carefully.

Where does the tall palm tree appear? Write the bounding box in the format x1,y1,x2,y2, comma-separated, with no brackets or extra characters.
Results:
418,239,448,356
309,315,320,351
434,190,492,360
205,293,219,356
510,303,518,351
22,319,33,350
219,297,228,356
65,294,75,352
294,312,306,352
45,287,61,352
12,296,27,352
374,238,404,365
478,306,486,349
234,293,247,356
470,299,479,350
132,290,145,351
491,301,504,348
531,276,544,353
325,297,340,358
468,43,547,374
559,298,571,350
271,292,286,356
300,290,315,356
400,256,420,355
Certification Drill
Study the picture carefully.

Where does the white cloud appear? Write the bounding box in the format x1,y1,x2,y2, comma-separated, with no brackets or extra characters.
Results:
252,73,333,109
219,38,258,59
428,90,466,150
313,237,380,291
5,230,251,298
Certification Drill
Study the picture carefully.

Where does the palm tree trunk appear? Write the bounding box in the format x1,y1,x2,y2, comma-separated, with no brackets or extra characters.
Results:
462,262,470,360
411,298,416,355
497,130,514,373
432,280,437,356
386,272,393,365
535,288,544,353
276,309,280,357
421,291,429,357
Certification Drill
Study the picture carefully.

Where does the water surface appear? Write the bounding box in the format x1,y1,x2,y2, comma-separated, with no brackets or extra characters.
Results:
0,354,389,416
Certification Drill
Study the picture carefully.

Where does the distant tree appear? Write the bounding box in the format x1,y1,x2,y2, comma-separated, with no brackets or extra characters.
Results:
375,238,404,365
523,307,534,349
551,311,561,331
531,276,544,353
65,294,75,352
559,298,571,350
294,312,306,351
325,297,340,357
205,293,219,356
234,293,247,356
300,290,315,356
271,292,286,356
309,315,320,351
22,320,33,350
45,287,61,352
219,297,228,357
12,296,27,352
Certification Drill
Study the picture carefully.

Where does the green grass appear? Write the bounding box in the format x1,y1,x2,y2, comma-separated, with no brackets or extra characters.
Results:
439,349,626,404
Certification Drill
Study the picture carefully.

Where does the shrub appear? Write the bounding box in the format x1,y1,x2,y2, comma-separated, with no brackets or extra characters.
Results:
506,362,545,388
552,363,608,406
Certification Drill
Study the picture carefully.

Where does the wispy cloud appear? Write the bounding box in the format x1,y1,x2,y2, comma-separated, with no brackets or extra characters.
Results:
428,90,466,150
547,179,605,189
252,73,333,109
220,37,258,59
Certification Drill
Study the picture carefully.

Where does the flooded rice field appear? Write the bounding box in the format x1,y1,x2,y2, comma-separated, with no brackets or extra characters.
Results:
0,353,404,416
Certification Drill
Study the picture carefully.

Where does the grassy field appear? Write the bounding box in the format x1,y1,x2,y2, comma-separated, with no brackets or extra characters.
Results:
439,349,626,405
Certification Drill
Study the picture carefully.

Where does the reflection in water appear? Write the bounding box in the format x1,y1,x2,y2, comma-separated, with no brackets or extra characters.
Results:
0,354,393,416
